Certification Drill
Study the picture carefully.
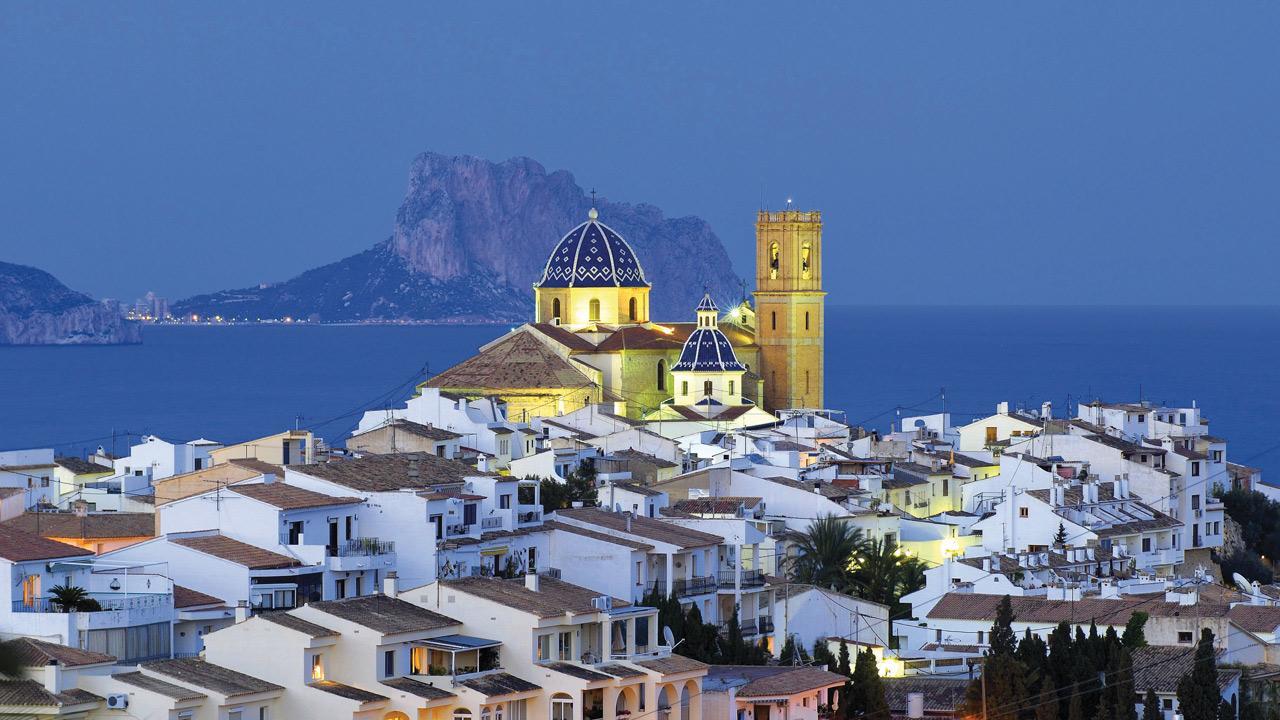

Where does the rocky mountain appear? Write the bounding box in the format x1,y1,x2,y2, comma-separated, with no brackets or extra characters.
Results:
0,262,140,345
174,153,744,323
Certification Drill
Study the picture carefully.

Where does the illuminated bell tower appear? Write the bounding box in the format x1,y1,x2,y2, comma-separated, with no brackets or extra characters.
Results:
754,209,825,410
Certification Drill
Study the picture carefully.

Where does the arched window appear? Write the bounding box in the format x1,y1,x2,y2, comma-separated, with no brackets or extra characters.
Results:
454,710,473,720
657,360,667,391
805,311,810,331
801,241,812,279
481,708,492,720
771,312,777,331
769,242,780,280
552,693,575,720
703,380,713,397
629,297,637,321
589,298,601,322
552,298,561,321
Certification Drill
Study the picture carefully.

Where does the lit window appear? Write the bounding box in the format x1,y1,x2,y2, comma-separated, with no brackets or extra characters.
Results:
310,654,324,681
589,299,601,322
768,242,779,280
801,241,811,279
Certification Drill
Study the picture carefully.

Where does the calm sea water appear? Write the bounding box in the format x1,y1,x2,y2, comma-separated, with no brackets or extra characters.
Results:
3,306,1278,477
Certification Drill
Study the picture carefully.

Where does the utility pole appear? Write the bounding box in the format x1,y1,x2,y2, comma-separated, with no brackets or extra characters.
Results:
981,662,988,720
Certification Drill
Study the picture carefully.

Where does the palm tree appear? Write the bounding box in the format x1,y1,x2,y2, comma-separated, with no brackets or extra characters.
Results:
788,515,865,590
847,537,926,607
48,584,90,613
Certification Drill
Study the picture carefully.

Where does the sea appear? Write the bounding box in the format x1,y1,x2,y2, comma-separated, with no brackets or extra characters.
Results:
3,306,1279,478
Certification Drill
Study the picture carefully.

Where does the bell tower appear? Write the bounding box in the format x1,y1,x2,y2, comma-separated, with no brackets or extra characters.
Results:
754,209,825,411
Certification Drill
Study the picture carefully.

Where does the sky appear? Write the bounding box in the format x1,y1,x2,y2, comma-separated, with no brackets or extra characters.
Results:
2,2,1279,306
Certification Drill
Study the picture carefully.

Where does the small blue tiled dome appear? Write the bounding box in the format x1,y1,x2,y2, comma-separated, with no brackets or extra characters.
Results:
672,327,746,372
536,209,649,288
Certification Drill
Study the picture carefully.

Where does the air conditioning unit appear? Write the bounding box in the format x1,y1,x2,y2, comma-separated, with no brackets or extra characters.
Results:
106,693,129,709
591,595,613,611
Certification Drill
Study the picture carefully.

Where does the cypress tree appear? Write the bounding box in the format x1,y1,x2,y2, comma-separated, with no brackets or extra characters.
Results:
851,648,889,720
1035,677,1059,720
1141,689,1161,720
1067,690,1085,720
780,635,802,665
1121,613,1148,649
959,596,1028,720
724,607,746,663
1176,629,1221,720
813,639,837,670
838,639,852,676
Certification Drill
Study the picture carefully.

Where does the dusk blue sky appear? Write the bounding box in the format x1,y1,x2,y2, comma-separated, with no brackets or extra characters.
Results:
3,3,1278,305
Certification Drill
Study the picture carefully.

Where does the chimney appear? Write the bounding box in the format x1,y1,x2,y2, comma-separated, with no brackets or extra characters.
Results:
525,572,540,592
72,500,88,518
997,401,1010,415
1041,402,1053,420
43,661,62,694
235,600,250,624
383,571,399,597
477,454,488,472
625,513,632,532
907,692,924,720
1252,581,1265,606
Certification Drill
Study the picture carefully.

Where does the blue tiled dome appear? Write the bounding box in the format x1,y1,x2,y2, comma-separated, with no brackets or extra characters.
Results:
672,327,746,372
536,210,649,288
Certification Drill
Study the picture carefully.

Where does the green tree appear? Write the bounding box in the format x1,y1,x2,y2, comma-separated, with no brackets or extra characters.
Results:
1121,612,1148,649
1054,523,1069,547
1141,689,1161,720
48,584,91,613
813,639,837,670
959,596,1028,720
838,639,852,676
779,635,804,666
848,537,927,608
1035,678,1059,720
845,647,888,720
790,515,864,590
1176,629,1221,720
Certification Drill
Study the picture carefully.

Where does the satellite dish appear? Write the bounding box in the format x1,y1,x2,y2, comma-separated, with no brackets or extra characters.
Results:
1234,572,1255,595
663,626,676,647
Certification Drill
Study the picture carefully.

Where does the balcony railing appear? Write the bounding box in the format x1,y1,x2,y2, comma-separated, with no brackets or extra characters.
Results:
518,510,542,524
718,618,760,637
338,538,395,557
481,517,504,530
12,593,172,614
447,524,474,537
649,576,717,598
717,569,765,588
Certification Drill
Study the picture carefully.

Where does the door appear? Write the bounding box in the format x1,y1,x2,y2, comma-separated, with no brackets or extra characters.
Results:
754,705,771,720
328,520,339,556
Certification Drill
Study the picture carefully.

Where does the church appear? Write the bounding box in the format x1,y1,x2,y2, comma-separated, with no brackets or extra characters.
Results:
423,205,826,426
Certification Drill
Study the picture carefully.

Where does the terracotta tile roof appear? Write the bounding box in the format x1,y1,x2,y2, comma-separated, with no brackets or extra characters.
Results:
0,524,94,562
1133,645,1239,693
259,611,341,638
2,637,115,667
53,456,113,475
608,449,678,469
634,654,709,675
170,534,303,569
0,680,101,708
2,511,155,540
310,680,388,702
734,667,847,698
291,452,491,492
543,662,613,681
544,520,655,550
442,575,630,618
670,497,762,515
456,671,541,697
554,507,722,549
173,584,225,608
142,657,283,697
528,323,600,352
228,482,362,510
1226,604,1280,633
926,592,1218,627
226,458,285,476
354,419,463,442
381,677,456,700
426,331,595,391
112,671,208,701
307,594,459,635
883,677,969,713
605,480,665,497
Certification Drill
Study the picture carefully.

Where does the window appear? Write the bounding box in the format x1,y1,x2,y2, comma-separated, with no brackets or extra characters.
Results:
498,438,510,455
229,712,242,720
1019,507,1029,518
1163,699,1173,711
482,709,492,720
588,298,601,322
287,521,303,545
411,646,426,674
801,241,812,279
557,631,572,660
1213,450,1223,463
805,370,810,394
681,381,688,396
703,380,713,397
384,649,396,677
260,709,268,720
500,494,511,509
1178,631,1193,644
1179,413,1187,424
1142,538,1152,553
455,710,474,720
1137,414,1145,423
1139,454,1148,463
1192,495,1200,510
538,634,552,661
629,297,637,321
942,478,949,497
768,242,780,279
311,653,324,681
344,515,352,540
335,578,346,598
552,298,561,321
355,576,363,596
771,311,777,331
657,360,667,391
728,380,735,396
1191,462,1201,477
552,693,575,720
804,311,810,331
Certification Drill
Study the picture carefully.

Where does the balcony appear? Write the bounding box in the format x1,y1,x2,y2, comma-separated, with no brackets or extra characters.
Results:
518,509,543,525
481,517,505,530
446,523,474,538
717,569,765,589
717,617,760,637
329,538,396,572
10,592,174,635
648,576,716,598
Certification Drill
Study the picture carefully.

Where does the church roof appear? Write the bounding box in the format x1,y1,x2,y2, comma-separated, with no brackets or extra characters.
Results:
535,210,649,289
696,293,718,312
672,327,747,372
426,331,595,391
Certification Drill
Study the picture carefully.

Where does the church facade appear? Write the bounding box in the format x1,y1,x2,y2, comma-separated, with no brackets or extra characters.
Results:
423,206,825,425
